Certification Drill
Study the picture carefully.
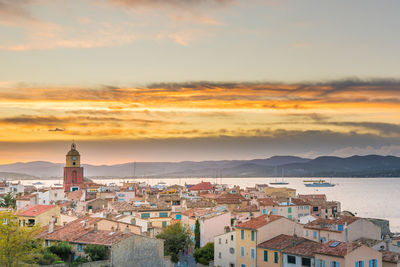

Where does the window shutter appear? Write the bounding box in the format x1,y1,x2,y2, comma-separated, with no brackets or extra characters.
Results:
356,262,359,267
375,259,378,267
317,260,319,267
331,261,333,267
322,260,325,267
362,260,364,267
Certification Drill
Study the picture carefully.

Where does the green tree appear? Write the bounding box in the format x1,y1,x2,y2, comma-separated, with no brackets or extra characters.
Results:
194,219,200,249
0,193,16,209
47,241,72,262
83,244,108,261
193,242,214,265
0,211,41,267
156,223,192,263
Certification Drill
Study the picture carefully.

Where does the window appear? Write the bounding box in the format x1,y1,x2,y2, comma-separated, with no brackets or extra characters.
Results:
355,261,364,267
219,252,221,259
241,229,244,240
251,248,255,259
162,221,167,228
302,258,311,267
141,213,150,218
77,244,84,252
251,230,255,241
159,212,168,217
231,234,234,241
229,247,235,254
288,215,292,219
219,238,221,244
274,252,278,263
313,231,317,238
331,261,339,267
306,230,309,236
176,214,182,219
338,224,344,231
264,250,268,262
241,265,246,267
313,206,319,211
240,246,245,257
287,255,296,264
288,207,292,213
369,259,377,267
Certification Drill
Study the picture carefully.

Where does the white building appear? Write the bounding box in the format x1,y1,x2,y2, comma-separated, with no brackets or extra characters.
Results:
214,230,236,267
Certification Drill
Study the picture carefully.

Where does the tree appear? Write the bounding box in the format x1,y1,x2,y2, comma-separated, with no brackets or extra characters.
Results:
0,212,41,267
156,223,192,263
194,219,200,249
0,193,16,209
193,242,214,265
47,241,72,262
84,244,108,261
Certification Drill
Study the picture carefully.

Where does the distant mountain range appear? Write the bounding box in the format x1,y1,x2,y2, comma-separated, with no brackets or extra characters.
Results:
0,155,400,179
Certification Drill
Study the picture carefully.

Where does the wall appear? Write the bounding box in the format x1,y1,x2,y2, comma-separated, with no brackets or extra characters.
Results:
110,234,164,267
314,254,345,267
256,248,281,267
201,211,231,247
345,245,382,267
214,231,236,267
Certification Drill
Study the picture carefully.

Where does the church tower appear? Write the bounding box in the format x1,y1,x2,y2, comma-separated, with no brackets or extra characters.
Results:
63,142,84,192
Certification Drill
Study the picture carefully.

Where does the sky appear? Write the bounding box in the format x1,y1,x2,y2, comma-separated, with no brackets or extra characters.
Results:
0,0,400,164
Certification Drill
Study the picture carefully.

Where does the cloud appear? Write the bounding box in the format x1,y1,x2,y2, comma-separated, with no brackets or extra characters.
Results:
0,0,38,25
49,128,65,132
330,145,400,157
109,0,234,8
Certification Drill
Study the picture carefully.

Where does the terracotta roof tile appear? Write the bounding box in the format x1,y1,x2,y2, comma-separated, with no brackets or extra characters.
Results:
258,198,278,206
236,214,282,229
16,205,58,217
380,250,400,263
188,182,213,191
314,241,361,257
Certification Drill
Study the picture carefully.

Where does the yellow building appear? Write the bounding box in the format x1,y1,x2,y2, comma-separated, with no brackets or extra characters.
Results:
264,187,296,198
236,214,304,267
16,204,60,227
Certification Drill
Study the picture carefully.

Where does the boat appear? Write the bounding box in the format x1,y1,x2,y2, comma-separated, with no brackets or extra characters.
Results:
270,178,289,185
303,179,326,183
305,181,335,187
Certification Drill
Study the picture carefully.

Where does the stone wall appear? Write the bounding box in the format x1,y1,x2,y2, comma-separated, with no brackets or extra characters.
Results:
110,234,165,267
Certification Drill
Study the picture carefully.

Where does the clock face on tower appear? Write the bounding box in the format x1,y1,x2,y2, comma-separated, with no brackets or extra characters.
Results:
72,156,77,160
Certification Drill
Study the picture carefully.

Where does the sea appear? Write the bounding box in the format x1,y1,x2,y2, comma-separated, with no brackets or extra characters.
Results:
21,177,400,233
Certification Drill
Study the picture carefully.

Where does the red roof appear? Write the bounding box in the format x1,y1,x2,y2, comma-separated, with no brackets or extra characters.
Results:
188,182,213,191
236,214,282,229
315,241,361,257
16,205,58,217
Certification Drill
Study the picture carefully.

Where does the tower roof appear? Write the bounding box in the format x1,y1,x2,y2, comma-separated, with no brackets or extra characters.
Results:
66,142,80,156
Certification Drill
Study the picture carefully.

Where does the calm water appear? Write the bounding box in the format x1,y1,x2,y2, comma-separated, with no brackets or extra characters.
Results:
23,177,400,233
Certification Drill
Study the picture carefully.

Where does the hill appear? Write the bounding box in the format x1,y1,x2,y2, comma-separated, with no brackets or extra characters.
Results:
0,155,399,178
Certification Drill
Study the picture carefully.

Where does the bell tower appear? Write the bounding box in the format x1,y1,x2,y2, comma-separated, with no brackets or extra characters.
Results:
63,142,84,192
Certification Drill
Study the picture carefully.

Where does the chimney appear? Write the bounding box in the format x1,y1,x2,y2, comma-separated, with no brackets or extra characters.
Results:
63,221,67,226
124,225,131,234
94,223,98,231
48,220,54,233
384,234,391,251
344,222,348,242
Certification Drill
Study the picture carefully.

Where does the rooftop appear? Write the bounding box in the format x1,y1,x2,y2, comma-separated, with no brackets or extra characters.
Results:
16,205,58,217
188,182,213,191
314,241,361,257
236,214,282,229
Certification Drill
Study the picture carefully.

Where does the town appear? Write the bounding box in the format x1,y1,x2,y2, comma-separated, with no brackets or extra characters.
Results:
1,143,399,267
